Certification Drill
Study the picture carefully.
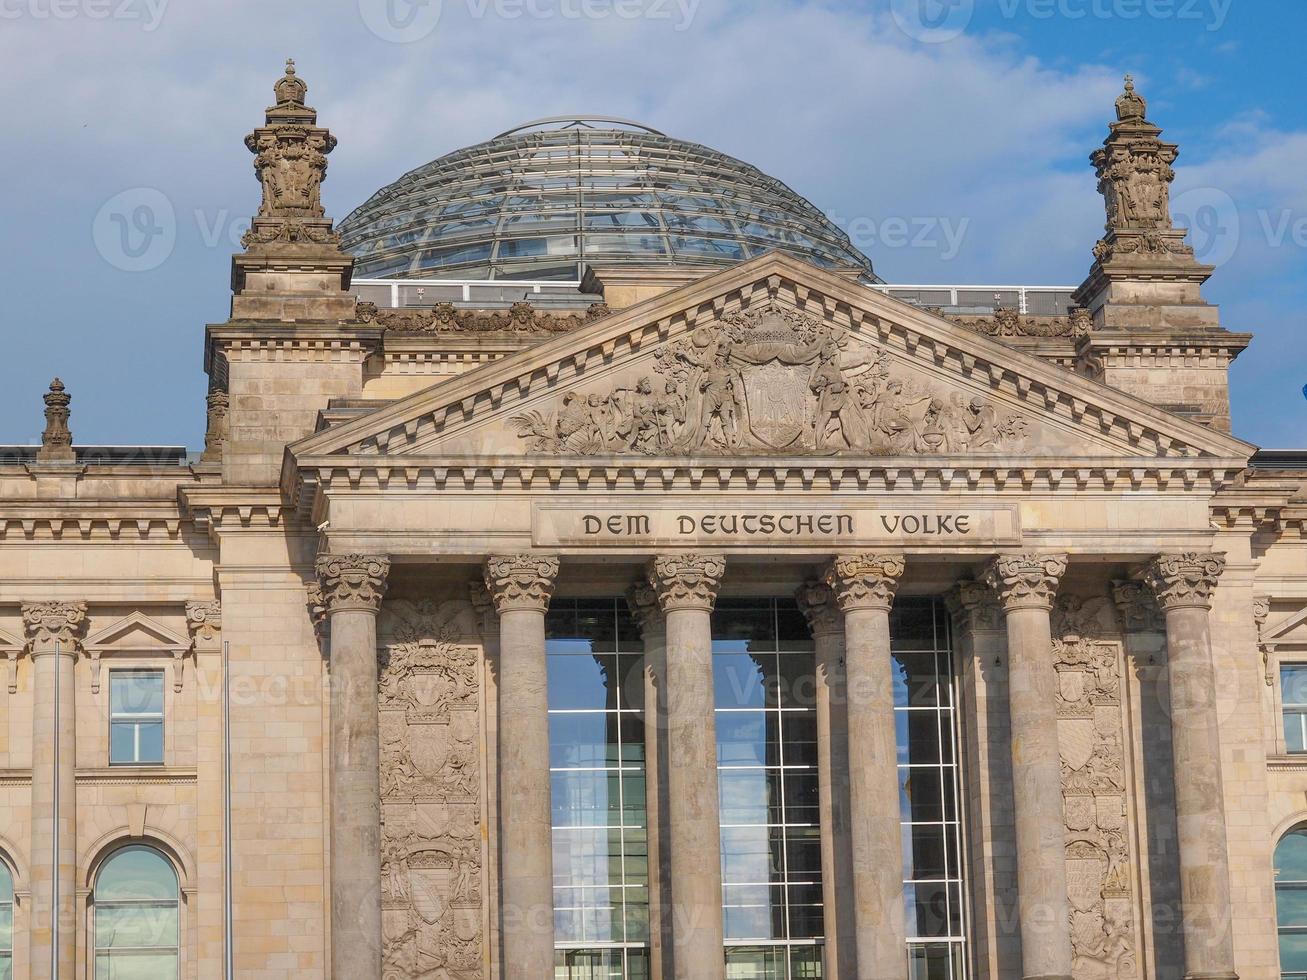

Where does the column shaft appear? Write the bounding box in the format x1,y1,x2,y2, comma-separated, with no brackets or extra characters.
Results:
1004,604,1074,980
984,554,1073,980
1144,552,1238,980
327,607,384,980
844,605,906,977
486,554,560,978
813,625,854,976
649,555,726,980
825,555,908,980
315,554,389,980
28,647,76,980
497,605,556,975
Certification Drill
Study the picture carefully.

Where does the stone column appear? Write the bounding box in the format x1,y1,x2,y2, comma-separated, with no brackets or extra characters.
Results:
982,554,1073,980
484,555,560,977
22,601,86,980
315,554,390,980
824,554,908,980
628,582,671,980
1142,553,1238,979
186,601,227,979
647,554,726,980
795,580,855,978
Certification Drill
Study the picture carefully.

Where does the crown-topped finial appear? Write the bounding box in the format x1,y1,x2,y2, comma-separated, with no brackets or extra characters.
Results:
38,377,74,462
1115,72,1147,123
274,57,308,107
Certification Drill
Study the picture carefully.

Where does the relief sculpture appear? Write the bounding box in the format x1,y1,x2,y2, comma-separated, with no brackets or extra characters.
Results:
378,598,485,980
1054,595,1140,980
510,302,1034,456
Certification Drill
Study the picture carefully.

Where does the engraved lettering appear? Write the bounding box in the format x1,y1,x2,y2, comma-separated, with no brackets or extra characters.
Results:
678,515,696,534
584,515,602,535
779,515,796,534
957,514,971,534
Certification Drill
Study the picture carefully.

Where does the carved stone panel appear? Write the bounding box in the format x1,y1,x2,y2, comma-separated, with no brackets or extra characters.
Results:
508,302,1050,457
1053,595,1140,980
378,598,486,980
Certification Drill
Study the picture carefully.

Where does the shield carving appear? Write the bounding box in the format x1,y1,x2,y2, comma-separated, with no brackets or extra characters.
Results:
1065,851,1107,913
1057,667,1086,706
1059,718,1095,772
1064,794,1094,833
407,724,451,779
741,361,810,449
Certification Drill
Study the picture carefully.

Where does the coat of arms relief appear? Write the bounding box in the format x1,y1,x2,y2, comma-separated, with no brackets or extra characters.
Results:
378,599,486,980
1053,595,1141,979
510,302,1037,456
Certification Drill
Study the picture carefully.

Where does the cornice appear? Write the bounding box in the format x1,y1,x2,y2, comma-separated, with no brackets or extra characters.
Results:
179,486,297,544
204,321,382,373
289,454,1246,516
0,500,188,542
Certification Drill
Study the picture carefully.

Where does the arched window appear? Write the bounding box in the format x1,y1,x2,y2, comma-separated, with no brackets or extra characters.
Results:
1277,825,1307,978
93,846,179,979
0,857,12,980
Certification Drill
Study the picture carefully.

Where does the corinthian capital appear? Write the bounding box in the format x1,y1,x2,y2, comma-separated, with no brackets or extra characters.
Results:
795,580,843,636
945,581,1002,632
314,554,390,614
982,554,1068,612
185,601,223,648
22,601,88,651
484,555,560,613
1111,580,1163,632
648,554,726,612
824,554,905,612
626,581,664,637
1141,553,1226,611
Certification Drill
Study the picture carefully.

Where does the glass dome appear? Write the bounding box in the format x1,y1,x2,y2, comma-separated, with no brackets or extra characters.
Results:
339,117,878,282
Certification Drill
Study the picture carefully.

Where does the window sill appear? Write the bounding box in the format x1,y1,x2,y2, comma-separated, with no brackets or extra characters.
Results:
76,766,197,785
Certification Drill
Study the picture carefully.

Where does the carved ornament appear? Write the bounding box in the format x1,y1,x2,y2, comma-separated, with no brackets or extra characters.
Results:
944,580,1002,632
982,554,1068,611
314,554,391,614
361,300,610,335
1140,552,1226,611
509,302,1033,457
483,555,559,613
185,601,222,648
625,581,664,637
647,554,726,612
22,601,88,650
795,580,843,636
824,554,905,612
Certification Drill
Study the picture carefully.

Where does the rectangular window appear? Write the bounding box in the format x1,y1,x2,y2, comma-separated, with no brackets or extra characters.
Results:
548,599,651,980
714,598,824,977
109,670,165,766
893,599,968,979
1284,666,1307,754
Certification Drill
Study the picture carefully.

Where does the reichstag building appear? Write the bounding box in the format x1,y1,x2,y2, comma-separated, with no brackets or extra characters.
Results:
0,61,1304,980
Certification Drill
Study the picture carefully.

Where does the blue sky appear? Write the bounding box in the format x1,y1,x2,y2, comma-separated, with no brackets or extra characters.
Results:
1,0,1303,448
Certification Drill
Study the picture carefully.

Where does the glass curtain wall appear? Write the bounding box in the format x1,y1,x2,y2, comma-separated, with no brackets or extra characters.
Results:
548,598,651,980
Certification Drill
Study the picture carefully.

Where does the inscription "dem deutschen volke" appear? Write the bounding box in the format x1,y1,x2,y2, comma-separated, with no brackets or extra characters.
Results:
582,512,972,537
531,505,1020,549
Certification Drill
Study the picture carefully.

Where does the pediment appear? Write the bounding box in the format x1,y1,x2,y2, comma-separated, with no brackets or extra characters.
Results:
83,612,189,653
288,254,1252,478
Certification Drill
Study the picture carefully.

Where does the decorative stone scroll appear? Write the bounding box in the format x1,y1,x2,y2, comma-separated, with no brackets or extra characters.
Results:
359,300,611,335
823,554,905,612
185,601,222,648
1052,594,1140,979
483,555,559,613
378,598,485,980
509,302,1034,457
1110,581,1163,634
944,580,1002,633
647,554,726,612
1140,553,1226,611
983,554,1069,611
21,601,88,650
200,388,229,464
